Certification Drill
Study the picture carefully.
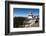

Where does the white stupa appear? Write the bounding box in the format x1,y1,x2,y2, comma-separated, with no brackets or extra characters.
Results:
27,12,33,19
24,12,38,27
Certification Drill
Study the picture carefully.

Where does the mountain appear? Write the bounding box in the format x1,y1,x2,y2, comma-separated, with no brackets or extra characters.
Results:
13,16,39,28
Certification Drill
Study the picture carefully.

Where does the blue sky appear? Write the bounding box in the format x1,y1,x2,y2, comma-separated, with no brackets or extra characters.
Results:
13,8,39,17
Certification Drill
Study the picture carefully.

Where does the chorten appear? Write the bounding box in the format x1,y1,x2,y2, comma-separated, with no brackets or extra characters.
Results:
27,12,33,19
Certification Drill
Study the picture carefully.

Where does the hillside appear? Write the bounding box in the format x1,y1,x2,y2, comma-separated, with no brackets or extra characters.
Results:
13,16,39,28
